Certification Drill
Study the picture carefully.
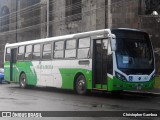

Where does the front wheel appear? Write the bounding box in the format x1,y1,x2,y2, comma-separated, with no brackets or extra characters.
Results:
19,73,27,89
75,75,87,95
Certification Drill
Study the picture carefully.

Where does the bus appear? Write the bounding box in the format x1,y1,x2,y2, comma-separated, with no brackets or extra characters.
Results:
4,28,155,95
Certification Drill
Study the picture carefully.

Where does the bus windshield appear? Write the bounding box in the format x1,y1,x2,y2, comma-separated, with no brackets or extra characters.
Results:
112,30,154,74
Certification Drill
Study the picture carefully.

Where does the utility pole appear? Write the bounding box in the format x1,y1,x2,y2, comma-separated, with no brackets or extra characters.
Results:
16,0,18,43
107,0,112,28
138,0,142,29
46,0,49,38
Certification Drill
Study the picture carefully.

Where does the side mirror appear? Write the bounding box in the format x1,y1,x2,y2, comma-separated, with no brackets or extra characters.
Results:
111,34,117,51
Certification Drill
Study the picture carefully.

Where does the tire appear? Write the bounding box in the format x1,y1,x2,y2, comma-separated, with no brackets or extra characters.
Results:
75,75,87,95
19,73,27,89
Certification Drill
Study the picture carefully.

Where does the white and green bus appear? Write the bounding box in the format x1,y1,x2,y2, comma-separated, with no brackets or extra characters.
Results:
4,28,155,95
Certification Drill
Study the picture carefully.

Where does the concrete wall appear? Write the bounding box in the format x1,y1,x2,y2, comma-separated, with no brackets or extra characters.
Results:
0,0,160,71
0,0,17,66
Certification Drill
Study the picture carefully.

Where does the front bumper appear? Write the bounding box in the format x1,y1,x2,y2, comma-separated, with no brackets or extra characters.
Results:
107,77,155,91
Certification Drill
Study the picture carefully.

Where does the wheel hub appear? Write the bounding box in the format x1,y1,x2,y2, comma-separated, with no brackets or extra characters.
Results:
78,80,85,90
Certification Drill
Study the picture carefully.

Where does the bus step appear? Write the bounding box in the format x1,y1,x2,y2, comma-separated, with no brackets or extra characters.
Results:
92,88,107,91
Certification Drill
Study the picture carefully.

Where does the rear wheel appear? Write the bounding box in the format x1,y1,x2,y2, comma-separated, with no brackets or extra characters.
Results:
75,75,87,95
19,73,27,89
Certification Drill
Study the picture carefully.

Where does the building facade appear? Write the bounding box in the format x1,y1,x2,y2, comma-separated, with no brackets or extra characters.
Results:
0,0,160,72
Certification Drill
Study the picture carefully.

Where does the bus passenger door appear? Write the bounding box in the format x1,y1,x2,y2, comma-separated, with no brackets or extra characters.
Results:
93,39,108,89
10,48,17,81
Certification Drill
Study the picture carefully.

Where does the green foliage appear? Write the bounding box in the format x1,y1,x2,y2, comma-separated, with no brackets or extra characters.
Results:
154,77,160,88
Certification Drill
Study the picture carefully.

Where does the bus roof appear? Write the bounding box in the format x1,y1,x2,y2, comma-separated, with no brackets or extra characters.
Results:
112,28,142,31
5,28,146,48
5,29,110,48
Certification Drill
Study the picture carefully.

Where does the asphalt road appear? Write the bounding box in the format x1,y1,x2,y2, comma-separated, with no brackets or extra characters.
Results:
0,83,160,120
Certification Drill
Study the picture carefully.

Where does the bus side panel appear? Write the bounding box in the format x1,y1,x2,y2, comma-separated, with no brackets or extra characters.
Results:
4,61,10,81
40,61,53,87
59,68,92,90
51,59,92,90
15,61,37,85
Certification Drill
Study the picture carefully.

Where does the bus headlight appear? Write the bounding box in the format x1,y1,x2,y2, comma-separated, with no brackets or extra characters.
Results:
115,72,127,81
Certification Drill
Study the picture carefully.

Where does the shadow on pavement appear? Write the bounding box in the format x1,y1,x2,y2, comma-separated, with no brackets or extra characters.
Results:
6,83,159,101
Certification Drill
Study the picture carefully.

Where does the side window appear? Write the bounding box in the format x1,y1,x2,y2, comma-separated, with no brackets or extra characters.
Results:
17,46,24,60
78,37,90,59
79,37,90,48
54,41,64,59
65,39,76,58
42,43,51,59
25,45,32,60
5,48,11,61
33,44,41,60
66,39,76,49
